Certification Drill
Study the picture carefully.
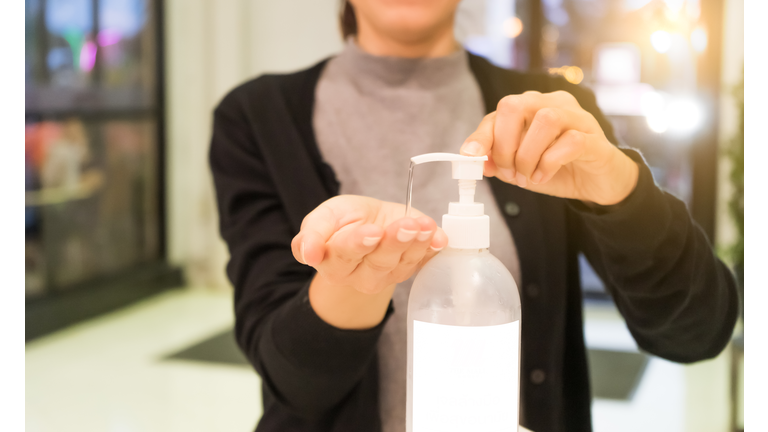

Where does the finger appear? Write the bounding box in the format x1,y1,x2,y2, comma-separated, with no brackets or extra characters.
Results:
513,107,566,187
529,130,587,185
549,90,582,110
404,228,449,274
291,204,339,266
429,227,449,252
492,94,537,179
459,112,496,169
353,218,421,292
483,157,498,179
317,223,385,281
397,216,437,273
396,214,448,252
363,217,420,270
515,107,593,186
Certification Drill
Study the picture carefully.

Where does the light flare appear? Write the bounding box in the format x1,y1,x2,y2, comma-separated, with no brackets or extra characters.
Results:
691,27,707,53
79,41,97,72
503,17,523,39
651,30,672,53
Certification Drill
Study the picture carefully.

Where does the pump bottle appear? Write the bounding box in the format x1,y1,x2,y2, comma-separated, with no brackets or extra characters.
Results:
405,153,522,432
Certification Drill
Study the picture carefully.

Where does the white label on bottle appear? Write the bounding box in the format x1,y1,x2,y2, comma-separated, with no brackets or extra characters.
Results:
413,320,520,432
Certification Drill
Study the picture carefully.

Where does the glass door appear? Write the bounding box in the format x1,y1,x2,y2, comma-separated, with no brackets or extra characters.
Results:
25,0,173,337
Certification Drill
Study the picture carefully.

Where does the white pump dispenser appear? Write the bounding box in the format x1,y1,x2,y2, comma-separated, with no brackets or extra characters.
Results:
410,152,489,249
405,152,522,432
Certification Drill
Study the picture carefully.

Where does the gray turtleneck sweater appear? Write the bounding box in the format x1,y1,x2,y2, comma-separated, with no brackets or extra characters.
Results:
313,39,521,432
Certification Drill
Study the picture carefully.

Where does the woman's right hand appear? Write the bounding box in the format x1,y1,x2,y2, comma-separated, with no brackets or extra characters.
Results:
291,195,448,329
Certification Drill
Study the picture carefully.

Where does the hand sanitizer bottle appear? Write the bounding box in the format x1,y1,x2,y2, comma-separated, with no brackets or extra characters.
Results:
406,153,522,432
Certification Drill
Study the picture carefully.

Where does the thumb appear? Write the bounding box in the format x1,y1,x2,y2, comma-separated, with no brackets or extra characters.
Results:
460,111,496,157
291,204,338,266
460,112,498,177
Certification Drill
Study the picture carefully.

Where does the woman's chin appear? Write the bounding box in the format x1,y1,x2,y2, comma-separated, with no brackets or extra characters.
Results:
376,18,452,44
358,2,454,39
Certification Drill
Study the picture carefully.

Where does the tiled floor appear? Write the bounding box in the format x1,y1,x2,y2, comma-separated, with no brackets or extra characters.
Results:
584,303,685,432
584,302,733,432
26,289,732,432
25,289,262,432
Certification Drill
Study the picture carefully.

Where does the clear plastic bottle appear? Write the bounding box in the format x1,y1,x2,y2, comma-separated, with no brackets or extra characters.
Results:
405,153,522,432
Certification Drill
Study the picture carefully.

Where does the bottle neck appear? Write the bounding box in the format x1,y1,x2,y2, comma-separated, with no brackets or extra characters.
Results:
442,212,490,249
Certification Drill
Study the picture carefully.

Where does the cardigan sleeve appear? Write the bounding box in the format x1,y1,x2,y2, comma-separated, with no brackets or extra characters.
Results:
556,78,739,362
209,83,391,421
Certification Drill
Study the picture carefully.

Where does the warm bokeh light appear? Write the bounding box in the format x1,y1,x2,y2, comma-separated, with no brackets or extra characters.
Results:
642,92,704,136
594,44,641,84
642,90,668,133
624,0,653,11
646,114,669,134
564,66,584,84
666,98,704,134
663,0,686,20
503,17,523,39
650,30,672,53
548,66,584,85
691,27,708,53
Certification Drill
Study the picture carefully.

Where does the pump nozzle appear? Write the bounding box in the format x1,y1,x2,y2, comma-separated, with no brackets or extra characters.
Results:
410,152,487,180
407,153,490,250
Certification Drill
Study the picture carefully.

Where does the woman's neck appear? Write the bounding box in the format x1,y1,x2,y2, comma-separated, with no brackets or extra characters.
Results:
354,21,458,58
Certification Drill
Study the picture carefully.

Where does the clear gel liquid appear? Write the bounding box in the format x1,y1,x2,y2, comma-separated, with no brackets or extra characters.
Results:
405,160,415,217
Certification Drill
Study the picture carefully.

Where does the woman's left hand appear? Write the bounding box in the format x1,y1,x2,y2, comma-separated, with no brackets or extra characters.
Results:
459,90,639,206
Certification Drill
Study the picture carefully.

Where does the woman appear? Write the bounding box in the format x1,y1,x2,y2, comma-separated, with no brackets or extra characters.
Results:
210,1,739,431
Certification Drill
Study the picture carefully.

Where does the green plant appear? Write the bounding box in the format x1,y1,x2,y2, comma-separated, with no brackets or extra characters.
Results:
727,74,744,267
725,67,744,289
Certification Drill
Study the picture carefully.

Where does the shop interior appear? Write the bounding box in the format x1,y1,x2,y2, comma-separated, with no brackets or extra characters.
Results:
25,0,745,431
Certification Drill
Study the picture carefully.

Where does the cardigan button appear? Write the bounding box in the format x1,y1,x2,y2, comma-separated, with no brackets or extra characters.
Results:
530,369,547,385
504,201,521,217
526,283,540,298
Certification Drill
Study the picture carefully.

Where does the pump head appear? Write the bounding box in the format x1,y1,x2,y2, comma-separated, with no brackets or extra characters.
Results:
410,153,490,249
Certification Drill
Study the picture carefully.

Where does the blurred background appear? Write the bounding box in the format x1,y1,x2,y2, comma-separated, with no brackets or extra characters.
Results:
24,0,744,431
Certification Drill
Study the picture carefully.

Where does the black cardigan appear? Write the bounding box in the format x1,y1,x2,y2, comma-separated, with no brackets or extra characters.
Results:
209,53,738,432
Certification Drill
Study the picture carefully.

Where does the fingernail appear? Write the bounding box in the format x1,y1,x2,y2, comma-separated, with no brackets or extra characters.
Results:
531,170,543,185
498,168,514,181
416,230,433,242
516,172,528,188
397,228,418,242
461,141,483,156
362,236,382,247
300,242,307,264
430,245,444,252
